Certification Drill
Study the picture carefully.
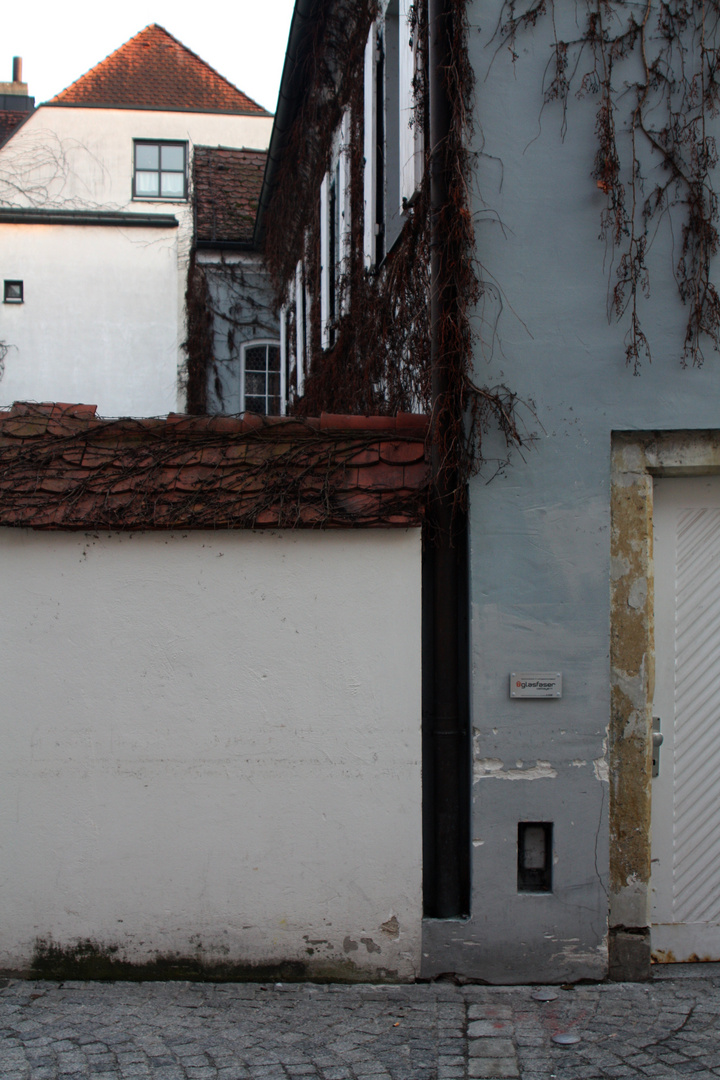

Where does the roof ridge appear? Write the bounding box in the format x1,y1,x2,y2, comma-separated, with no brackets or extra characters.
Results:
48,24,270,116
48,23,161,104
195,145,269,155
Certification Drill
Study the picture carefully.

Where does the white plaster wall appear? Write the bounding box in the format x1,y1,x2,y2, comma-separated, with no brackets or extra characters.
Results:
0,223,179,416
0,528,422,978
0,107,273,211
0,107,273,415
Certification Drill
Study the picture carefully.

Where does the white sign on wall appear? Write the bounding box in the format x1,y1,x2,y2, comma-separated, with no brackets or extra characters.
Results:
510,672,562,699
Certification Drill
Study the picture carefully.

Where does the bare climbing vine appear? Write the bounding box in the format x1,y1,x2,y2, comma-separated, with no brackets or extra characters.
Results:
263,0,526,502
496,0,720,370
185,254,278,414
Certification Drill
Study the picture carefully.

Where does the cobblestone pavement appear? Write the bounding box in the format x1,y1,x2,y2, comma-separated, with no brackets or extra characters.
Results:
1,967,720,1080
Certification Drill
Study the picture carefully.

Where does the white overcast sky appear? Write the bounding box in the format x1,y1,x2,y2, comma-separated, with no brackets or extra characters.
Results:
3,0,296,115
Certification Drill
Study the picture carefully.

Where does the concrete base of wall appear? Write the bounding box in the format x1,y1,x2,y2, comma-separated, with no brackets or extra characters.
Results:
608,928,651,981
421,918,608,984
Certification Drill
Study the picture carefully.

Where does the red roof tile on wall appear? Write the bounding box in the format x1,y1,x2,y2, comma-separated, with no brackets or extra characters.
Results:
49,25,269,115
194,147,267,244
0,404,430,530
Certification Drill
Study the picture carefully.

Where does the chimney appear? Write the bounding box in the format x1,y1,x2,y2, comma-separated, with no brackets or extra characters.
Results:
0,56,31,100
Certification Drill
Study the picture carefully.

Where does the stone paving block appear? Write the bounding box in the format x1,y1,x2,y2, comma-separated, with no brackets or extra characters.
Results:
468,1005,513,1021
467,1058,519,1078
514,1034,545,1046
467,1020,514,1038
468,1038,515,1057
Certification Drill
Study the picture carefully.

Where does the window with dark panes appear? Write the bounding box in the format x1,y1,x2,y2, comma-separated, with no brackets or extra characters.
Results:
4,280,23,303
243,342,282,414
133,142,187,199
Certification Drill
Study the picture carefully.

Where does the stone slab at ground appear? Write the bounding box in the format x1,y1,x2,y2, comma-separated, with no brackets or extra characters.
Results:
1,966,720,1079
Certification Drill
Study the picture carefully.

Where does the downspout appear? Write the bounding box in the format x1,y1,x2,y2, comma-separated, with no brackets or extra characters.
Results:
426,0,470,918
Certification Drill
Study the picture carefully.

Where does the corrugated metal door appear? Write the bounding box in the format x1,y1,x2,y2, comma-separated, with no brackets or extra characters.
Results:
651,477,720,963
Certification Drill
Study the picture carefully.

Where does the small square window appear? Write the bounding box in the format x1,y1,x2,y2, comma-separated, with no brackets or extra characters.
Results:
4,280,23,303
133,141,187,200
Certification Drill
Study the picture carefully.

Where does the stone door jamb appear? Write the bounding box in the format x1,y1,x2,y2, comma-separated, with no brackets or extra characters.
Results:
610,430,720,979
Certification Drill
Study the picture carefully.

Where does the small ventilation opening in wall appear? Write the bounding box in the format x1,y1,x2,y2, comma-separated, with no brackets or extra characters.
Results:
4,280,23,303
518,822,553,893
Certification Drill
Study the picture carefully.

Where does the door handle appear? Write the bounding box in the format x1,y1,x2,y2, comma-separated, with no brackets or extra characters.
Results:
652,716,664,778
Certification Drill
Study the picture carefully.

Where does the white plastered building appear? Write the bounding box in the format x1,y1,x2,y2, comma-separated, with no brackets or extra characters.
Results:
0,24,273,417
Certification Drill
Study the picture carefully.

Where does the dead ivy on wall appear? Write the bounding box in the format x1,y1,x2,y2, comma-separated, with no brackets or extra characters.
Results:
264,0,428,417
263,0,526,496
433,0,526,496
497,0,720,370
184,253,213,414
0,407,429,530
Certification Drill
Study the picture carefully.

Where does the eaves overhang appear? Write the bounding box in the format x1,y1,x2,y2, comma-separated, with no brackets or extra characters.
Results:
41,102,271,117
254,0,317,248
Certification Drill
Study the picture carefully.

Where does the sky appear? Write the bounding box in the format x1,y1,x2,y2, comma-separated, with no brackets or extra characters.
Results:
3,0,296,115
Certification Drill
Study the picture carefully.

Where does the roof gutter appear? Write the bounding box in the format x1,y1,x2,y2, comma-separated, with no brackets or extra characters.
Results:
253,0,317,248
0,209,178,228
194,239,256,253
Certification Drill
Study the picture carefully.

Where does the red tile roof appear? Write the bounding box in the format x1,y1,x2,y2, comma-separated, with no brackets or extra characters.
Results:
194,147,267,245
0,108,32,146
48,24,269,116
0,403,430,530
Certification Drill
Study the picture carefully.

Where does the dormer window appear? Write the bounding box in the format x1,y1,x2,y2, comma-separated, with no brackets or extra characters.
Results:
133,141,187,200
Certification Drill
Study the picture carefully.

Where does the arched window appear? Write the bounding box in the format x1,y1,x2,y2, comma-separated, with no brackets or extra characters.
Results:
242,340,282,415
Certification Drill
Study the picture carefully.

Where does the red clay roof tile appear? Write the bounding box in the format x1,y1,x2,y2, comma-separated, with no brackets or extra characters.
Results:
0,404,430,530
48,24,269,116
0,108,33,146
194,146,267,244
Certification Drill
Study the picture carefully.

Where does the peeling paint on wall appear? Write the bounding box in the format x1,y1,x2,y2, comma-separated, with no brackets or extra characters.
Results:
473,758,558,781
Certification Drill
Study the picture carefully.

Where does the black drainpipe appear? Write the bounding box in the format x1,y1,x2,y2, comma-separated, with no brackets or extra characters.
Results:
424,0,470,919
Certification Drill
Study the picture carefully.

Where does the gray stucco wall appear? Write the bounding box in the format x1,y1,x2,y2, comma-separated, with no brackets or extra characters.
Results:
200,252,279,414
425,2,720,983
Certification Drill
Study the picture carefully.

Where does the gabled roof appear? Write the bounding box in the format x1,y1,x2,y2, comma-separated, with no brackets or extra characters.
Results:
48,24,270,116
194,147,267,246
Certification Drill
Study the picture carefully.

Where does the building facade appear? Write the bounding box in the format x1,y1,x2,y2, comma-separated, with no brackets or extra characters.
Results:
0,25,273,418
259,0,720,982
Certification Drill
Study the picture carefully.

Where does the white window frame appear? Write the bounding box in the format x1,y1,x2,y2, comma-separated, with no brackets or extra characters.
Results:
363,23,378,268
363,0,423,266
240,339,284,416
320,172,331,349
279,306,288,416
295,260,306,397
399,0,424,204
320,111,352,349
